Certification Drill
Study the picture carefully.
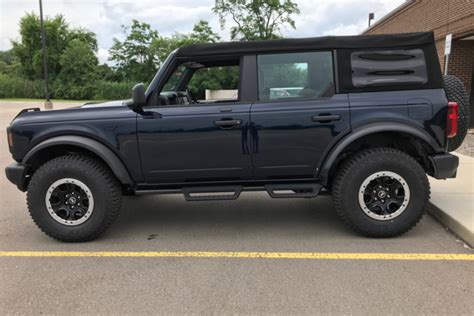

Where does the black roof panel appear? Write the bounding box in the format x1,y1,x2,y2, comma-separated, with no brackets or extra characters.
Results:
175,32,435,58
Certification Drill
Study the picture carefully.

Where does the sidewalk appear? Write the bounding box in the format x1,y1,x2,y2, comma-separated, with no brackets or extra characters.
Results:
429,152,474,247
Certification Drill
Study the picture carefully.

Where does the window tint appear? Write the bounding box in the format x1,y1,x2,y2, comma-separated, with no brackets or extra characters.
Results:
257,51,334,101
351,49,428,87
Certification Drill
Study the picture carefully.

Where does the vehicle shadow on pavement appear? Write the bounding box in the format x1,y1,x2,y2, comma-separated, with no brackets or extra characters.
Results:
105,192,437,251
112,192,346,239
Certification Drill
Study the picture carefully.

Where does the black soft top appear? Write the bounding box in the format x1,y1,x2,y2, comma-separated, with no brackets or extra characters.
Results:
175,32,435,58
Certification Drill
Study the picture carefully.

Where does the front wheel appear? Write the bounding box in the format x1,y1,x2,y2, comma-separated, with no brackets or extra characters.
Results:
27,155,122,242
332,148,430,237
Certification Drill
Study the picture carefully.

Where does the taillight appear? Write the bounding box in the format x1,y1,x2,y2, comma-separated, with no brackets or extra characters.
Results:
446,101,458,138
7,130,13,147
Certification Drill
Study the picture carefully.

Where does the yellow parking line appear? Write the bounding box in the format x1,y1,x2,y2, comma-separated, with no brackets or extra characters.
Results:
0,251,473,261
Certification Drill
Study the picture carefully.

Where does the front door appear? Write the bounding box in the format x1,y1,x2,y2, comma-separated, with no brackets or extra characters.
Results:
137,60,251,184
137,104,251,183
250,51,350,179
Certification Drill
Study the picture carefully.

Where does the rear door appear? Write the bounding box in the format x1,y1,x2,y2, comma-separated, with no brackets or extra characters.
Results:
250,51,350,179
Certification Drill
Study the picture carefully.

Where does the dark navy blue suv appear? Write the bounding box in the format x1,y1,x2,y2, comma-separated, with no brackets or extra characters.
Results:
5,32,469,241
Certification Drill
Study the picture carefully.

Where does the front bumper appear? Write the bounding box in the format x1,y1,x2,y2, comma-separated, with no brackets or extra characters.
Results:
429,153,459,179
5,162,29,191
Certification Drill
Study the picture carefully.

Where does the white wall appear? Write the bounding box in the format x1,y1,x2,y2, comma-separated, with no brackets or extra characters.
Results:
205,89,238,101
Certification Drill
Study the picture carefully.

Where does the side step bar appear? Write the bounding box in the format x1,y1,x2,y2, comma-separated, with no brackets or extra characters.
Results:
265,183,321,198
182,186,242,201
136,183,323,201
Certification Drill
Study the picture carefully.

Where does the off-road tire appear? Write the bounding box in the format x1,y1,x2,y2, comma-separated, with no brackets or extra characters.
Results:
27,154,122,242
444,75,470,152
332,147,430,237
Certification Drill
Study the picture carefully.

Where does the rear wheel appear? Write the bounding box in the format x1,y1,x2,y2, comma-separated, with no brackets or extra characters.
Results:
332,148,430,237
27,155,122,242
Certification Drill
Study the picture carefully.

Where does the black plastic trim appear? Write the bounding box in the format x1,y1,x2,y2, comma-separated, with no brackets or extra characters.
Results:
5,162,29,191
429,153,459,179
318,122,443,185
22,136,134,185
240,55,258,102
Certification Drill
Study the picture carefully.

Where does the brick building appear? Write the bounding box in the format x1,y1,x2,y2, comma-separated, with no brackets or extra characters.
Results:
363,0,474,126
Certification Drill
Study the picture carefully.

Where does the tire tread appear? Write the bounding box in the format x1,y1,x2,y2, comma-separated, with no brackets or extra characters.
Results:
332,147,430,237
27,154,122,242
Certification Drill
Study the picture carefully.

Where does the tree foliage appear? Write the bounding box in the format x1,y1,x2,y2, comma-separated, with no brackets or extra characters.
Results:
109,20,159,83
54,40,99,99
110,20,221,84
0,50,20,76
213,0,299,40
2,1,301,100
11,13,97,81
190,20,221,43
12,13,68,80
188,67,239,100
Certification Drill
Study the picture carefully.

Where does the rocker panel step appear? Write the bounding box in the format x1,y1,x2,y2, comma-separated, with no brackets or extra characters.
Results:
182,186,242,201
265,183,321,198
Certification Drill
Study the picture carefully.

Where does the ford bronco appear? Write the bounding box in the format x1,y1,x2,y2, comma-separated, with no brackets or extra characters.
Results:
5,32,469,241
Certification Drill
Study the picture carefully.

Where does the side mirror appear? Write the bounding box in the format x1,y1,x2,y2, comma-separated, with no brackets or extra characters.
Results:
130,83,146,111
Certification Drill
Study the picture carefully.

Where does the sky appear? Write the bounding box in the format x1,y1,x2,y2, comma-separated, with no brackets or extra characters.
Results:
0,0,405,63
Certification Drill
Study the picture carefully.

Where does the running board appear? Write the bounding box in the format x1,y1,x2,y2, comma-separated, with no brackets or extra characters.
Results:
182,186,242,201
265,183,321,198
135,183,323,200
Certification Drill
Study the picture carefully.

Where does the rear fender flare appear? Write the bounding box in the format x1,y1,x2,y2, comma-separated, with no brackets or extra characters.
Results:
318,122,442,185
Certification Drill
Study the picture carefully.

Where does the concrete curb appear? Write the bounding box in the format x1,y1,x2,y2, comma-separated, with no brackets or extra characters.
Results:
428,152,473,247
428,203,473,247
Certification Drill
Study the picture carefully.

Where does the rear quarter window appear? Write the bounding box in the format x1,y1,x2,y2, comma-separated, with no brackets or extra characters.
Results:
351,49,428,87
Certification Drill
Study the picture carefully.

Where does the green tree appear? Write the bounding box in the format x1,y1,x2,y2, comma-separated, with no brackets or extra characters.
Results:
0,50,21,75
11,13,69,80
213,0,300,41
189,20,221,43
96,63,121,82
11,13,98,82
53,40,98,99
150,22,217,66
188,66,239,100
109,20,159,83
151,33,190,68
67,28,98,52
111,20,221,83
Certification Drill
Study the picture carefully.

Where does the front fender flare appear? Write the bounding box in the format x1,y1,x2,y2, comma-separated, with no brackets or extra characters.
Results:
318,122,443,185
22,135,134,185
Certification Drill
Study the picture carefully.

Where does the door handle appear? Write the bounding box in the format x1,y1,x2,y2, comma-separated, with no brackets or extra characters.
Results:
214,119,242,129
311,114,341,122
141,111,163,119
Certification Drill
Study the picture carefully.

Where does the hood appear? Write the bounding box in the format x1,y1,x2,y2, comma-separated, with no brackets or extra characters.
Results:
81,99,130,108
10,99,132,126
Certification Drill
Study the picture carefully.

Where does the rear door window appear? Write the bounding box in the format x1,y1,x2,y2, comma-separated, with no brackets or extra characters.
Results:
351,49,428,87
257,51,334,101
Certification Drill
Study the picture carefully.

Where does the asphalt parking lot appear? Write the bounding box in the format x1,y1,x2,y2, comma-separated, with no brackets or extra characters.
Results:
0,102,473,314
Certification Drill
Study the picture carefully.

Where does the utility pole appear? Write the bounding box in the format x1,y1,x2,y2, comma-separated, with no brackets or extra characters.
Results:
39,0,52,109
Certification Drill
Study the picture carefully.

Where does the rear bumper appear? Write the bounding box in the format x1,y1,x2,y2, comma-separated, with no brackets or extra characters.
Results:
5,162,28,191
429,153,459,179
